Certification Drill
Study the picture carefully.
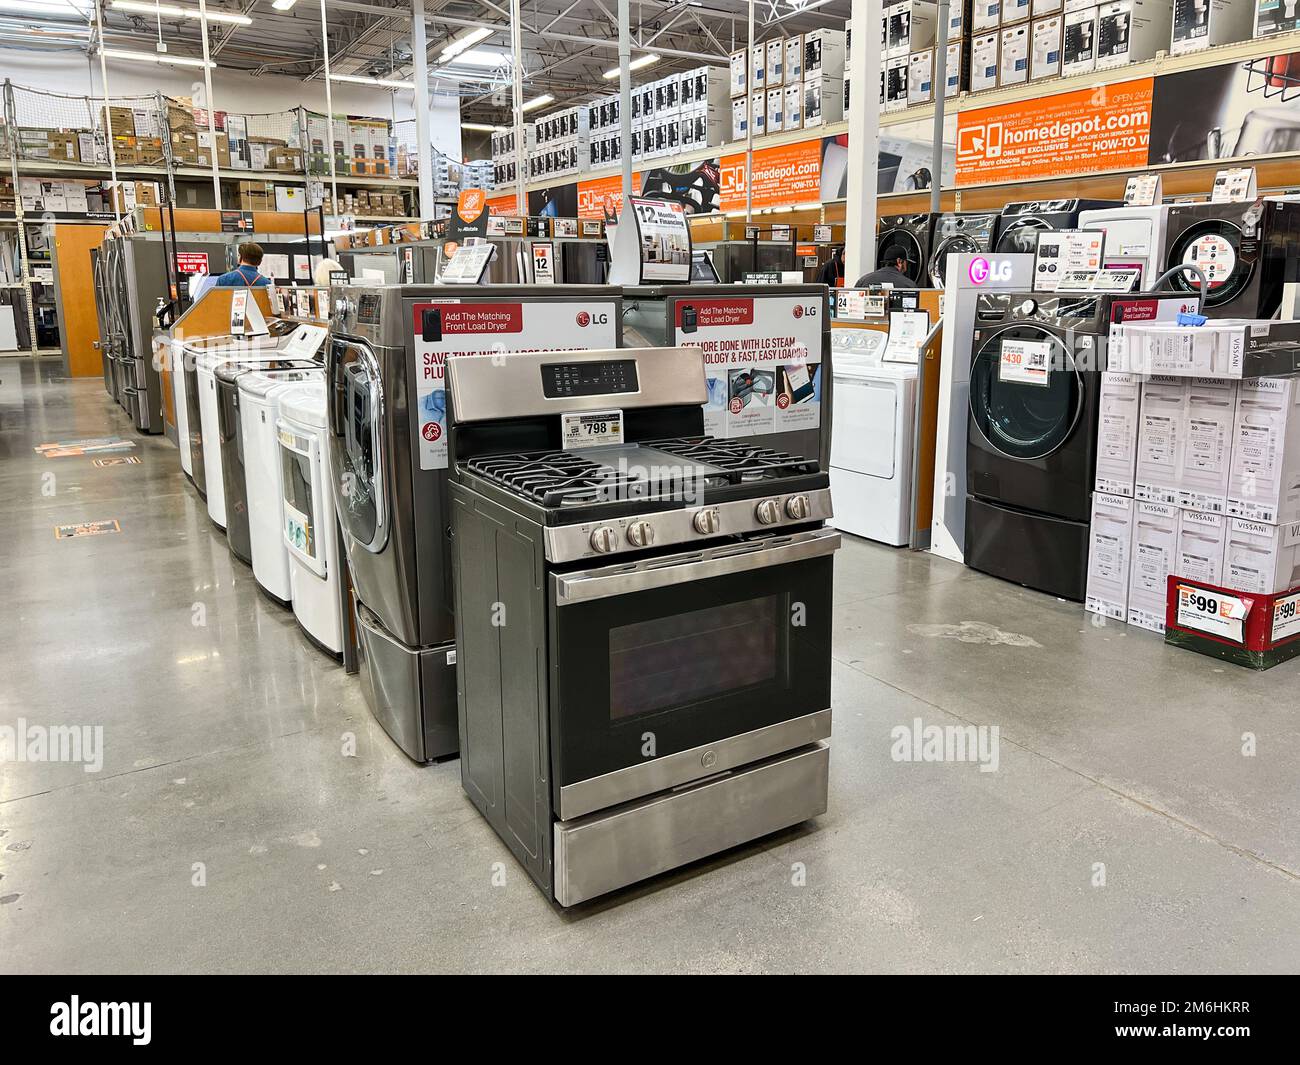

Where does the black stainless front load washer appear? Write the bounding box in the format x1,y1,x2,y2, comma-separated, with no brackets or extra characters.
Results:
1162,198,1300,318
928,212,999,288
215,361,322,565
965,292,1112,601
876,213,937,285
992,199,1124,256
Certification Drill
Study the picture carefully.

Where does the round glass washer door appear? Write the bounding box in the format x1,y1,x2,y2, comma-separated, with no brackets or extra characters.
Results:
876,228,924,282
1166,220,1252,307
994,217,1052,256
929,234,981,288
969,326,1083,460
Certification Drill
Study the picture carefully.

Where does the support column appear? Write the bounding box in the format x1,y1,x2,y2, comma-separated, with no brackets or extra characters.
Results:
196,0,222,209
845,0,883,283
411,0,435,218
510,0,527,215
618,0,632,206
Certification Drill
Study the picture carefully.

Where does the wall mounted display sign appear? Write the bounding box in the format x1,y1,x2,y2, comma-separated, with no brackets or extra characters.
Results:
1124,173,1163,206
1210,167,1258,204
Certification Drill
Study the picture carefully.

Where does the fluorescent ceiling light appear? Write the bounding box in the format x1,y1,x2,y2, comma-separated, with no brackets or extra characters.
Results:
603,53,659,79
784,0,830,11
448,49,508,67
271,0,297,8
462,122,508,132
111,1,252,24
329,73,413,89
0,1,91,13
519,94,553,113
438,26,491,63
101,46,213,67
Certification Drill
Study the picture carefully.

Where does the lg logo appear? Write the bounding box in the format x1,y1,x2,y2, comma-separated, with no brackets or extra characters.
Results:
576,311,611,327
575,311,591,327
968,257,1013,285
793,304,817,319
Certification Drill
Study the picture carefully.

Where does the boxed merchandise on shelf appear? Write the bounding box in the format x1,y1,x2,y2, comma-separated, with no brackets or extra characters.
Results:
885,55,910,111
751,90,767,136
766,86,786,133
782,82,805,130
237,179,275,211
731,48,748,96
766,37,786,87
1135,375,1187,507
785,34,805,82
1032,14,1064,79
1256,0,1300,36
1095,0,1173,70
908,49,936,106
804,27,847,79
972,0,1002,31
1005,0,1035,22
1035,0,1064,12
44,130,85,163
804,71,846,127
732,96,749,140
886,1,938,59
971,30,1000,91
751,43,767,94
1172,0,1254,52
1000,21,1031,86
1178,377,1237,514
945,39,970,96
1096,371,1143,496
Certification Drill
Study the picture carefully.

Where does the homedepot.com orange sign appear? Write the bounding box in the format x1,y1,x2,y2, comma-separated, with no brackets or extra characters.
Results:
956,78,1153,186
721,139,821,211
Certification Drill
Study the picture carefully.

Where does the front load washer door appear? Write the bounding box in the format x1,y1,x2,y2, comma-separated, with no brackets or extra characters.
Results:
929,234,981,288
969,326,1083,461
994,216,1053,256
876,226,925,283
1167,219,1253,307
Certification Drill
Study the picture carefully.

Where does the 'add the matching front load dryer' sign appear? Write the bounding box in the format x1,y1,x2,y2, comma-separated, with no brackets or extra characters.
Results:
411,299,620,470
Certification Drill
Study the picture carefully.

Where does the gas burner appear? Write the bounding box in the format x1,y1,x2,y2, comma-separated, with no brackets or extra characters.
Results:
642,437,821,481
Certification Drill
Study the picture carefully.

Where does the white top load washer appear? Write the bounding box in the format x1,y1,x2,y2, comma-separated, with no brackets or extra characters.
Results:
1078,204,1172,289
168,337,194,477
238,366,325,604
829,327,919,547
196,338,302,529
277,381,343,656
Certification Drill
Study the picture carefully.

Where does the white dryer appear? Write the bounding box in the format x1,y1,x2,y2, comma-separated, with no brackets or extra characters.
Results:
829,328,918,547
277,382,343,656
238,366,324,605
1078,204,1172,290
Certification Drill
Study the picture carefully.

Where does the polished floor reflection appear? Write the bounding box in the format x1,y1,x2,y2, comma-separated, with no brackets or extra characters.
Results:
1,359,1296,973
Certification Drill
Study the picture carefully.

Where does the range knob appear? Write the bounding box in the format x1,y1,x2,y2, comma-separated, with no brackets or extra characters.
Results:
626,521,655,548
589,526,618,553
755,498,781,525
785,494,811,520
692,508,721,535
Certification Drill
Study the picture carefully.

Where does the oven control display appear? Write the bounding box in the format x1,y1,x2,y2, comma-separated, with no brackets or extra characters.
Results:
542,359,639,398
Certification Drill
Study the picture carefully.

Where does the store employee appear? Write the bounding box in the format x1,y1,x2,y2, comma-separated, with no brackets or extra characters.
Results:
213,242,271,287
854,244,916,288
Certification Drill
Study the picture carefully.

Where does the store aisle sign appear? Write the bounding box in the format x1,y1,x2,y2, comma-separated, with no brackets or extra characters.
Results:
955,78,1153,187
55,520,120,540
720,139,821,212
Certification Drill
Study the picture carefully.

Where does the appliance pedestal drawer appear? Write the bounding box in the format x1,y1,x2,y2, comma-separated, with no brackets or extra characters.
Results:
553,741,829,907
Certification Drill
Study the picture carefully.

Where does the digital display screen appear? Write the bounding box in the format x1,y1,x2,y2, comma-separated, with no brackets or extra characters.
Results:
542,360,639,399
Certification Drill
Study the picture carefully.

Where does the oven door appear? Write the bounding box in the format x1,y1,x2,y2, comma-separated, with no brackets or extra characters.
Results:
549,528,837,820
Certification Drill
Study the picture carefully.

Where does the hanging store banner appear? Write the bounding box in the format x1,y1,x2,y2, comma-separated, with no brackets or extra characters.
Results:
955,78,1154,186
720,139,822,212
486,193,518,215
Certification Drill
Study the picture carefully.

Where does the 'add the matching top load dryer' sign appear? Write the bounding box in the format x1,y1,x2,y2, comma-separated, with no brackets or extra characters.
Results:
667,293,823,440
412,299,620,469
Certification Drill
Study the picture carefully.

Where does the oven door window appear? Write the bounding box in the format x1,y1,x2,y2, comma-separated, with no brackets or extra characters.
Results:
551,554,833,788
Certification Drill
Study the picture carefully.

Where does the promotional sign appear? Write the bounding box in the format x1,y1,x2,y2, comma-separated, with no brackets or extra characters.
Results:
668,294,822,440
486,193,517,216
956,78,1153,186
1210,167,1258,204
628,197,691,283
1176,583,1249,643
1124,173,1162,206
440,244,495,284
411,300,620,470
999,338,1052,386
175,251,210,277
531,241,556,285
579,174,637,220
720,139,822,211
451,189,490,240
1033,231,1105,292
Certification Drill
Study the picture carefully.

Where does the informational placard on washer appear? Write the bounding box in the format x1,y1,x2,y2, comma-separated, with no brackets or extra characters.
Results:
531,241,556,285
813,224,832,242
629,196,691,283
1123,173,1162,207
668,294,822,440
1210,167,1257,204
560,409,624,450
229,290,248,333
999,338,1052,386
441,243,495,284
412,299,620,469
834,289,886,321
1033,231,1105,292
1176,584,1248,643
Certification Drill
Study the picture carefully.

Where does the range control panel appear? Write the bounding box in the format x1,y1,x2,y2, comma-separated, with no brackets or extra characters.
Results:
542,359,639,399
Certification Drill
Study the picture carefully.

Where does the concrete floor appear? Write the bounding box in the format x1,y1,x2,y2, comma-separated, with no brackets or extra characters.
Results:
1,358,1297,974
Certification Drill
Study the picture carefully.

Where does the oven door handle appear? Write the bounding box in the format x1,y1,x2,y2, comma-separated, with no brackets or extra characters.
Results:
553,528,840,605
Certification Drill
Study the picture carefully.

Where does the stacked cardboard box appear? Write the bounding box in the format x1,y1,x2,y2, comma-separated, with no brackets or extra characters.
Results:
237,179,275,211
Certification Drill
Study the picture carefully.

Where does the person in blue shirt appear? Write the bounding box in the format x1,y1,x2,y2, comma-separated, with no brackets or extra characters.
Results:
213,241,271,287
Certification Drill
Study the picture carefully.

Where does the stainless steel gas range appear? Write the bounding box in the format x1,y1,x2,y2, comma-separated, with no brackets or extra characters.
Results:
446,345,838,906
